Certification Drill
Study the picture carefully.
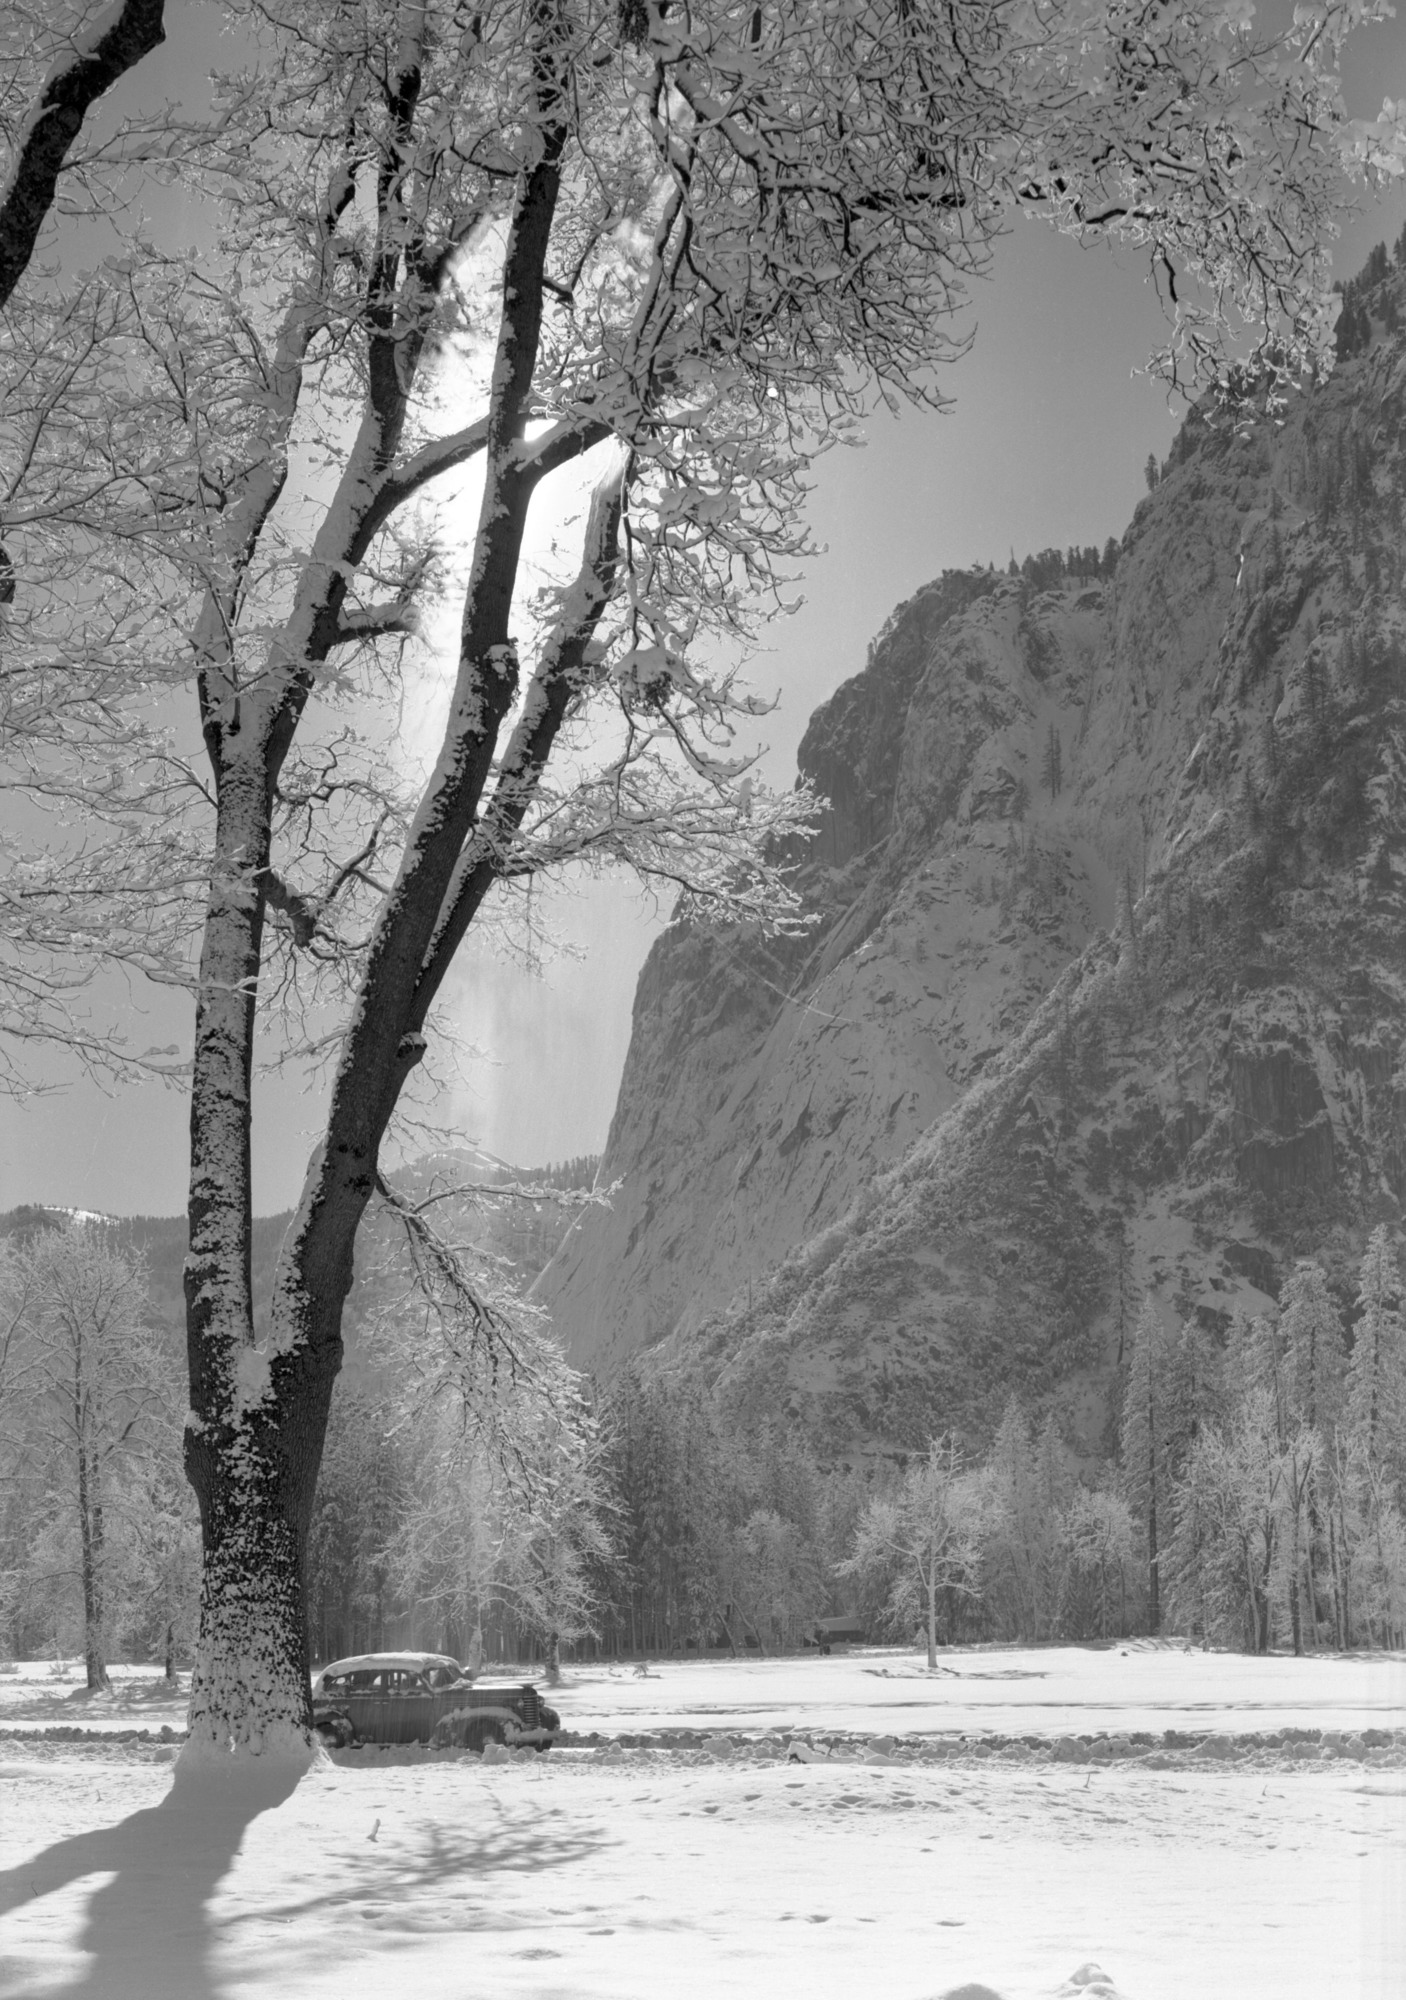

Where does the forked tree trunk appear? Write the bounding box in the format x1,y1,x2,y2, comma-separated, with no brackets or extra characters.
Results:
178,32,592,1765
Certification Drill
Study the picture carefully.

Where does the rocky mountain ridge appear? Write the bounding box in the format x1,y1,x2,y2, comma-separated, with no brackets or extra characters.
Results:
539,256,1406,1462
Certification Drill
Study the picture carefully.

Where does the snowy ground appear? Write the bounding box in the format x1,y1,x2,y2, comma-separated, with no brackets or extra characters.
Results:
0,1645,1402,2000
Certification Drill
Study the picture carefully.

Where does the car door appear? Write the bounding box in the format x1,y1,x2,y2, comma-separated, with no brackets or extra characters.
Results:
321,1668,381,1741
383,1667,440,1744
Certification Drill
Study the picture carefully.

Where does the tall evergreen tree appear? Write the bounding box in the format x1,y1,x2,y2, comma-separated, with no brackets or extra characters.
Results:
972,1406,1075,1642
1347,1226,1406,1480
1041,725,1064,801
1166,1389,1286,1653
1280,1260,1346,1435
1163,1316,1223,1486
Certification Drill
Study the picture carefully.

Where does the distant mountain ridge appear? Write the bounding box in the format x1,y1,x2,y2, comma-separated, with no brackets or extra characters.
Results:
0,1148,595,1366
538,250,1406,1463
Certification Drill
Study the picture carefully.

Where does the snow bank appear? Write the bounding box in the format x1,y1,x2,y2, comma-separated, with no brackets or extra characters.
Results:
542,1643,1406,1741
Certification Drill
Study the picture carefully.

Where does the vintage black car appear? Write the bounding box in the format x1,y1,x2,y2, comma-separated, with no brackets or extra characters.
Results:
311,1651,561,1752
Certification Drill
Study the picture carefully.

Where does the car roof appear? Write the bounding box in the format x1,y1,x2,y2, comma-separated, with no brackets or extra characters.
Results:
316,1652,463,1678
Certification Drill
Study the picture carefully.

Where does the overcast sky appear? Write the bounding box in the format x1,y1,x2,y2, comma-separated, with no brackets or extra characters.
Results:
3,5,1406,1219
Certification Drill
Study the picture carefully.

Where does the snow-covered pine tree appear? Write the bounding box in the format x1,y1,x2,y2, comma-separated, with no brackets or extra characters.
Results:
1031,1413,1076,1635
1166,1388,1287,1652
1275,1263,1346,1649
976,1396,1044,1640
1061,1487,1135,1642
1163,1315,1224,1486
1347,1226,1406,1486
1279,1260,1347,1437
1312,1229,1406,1649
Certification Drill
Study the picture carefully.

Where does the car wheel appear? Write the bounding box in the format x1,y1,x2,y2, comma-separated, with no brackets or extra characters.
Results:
464,1717,507,1755
315,1710,356,1749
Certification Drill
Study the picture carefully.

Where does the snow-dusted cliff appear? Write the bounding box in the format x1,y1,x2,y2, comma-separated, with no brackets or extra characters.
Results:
540,261,1406,1460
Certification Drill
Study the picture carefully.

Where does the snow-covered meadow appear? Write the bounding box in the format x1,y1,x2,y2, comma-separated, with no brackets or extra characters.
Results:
0,1644,1402,2000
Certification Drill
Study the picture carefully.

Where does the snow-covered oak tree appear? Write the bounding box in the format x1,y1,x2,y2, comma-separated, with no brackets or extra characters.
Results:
372,1182,616,1677
839,1436,982,1668
10,0,1404,1760
0,1225,177,1691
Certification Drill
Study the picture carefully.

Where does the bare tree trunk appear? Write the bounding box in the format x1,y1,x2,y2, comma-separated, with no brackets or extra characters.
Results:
927,1571,938,1670
1256,1533,1276,1654
76,1442,110,1693
1303,1534,1319,1651
1333,1506,1352,1651
182,763,326,1760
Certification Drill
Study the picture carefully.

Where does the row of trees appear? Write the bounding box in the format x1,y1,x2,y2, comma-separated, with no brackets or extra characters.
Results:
3,1219,1403,1677
307,1233,1406,1669
1126,1230,1406,1653
1009,544,1120,590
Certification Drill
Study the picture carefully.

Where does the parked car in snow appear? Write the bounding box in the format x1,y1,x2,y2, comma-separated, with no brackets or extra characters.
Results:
310,1651,560,1751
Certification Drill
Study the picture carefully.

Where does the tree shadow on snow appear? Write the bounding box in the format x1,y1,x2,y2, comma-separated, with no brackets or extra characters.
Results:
220,1805,608,1936
0,1758,302,2000
0,1767,610,1999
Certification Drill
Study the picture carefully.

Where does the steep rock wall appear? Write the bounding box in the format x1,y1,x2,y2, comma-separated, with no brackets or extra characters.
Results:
541,270,1406,1457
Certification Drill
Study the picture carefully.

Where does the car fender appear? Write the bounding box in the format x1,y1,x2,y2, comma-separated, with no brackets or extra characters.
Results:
432,1702,557,1748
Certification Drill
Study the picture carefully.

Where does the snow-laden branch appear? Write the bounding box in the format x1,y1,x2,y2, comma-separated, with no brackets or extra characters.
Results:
369,1168,589,1500
0,0,167,308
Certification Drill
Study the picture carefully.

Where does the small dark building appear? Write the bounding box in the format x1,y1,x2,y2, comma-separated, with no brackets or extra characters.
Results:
804,1615,867,1653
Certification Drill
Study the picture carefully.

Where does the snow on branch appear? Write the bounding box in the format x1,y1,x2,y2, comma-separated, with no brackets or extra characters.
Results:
370,1169,587,1497
0,1,167,308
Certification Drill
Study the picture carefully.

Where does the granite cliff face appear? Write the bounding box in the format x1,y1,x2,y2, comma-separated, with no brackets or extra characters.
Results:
541,264,1406,1461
